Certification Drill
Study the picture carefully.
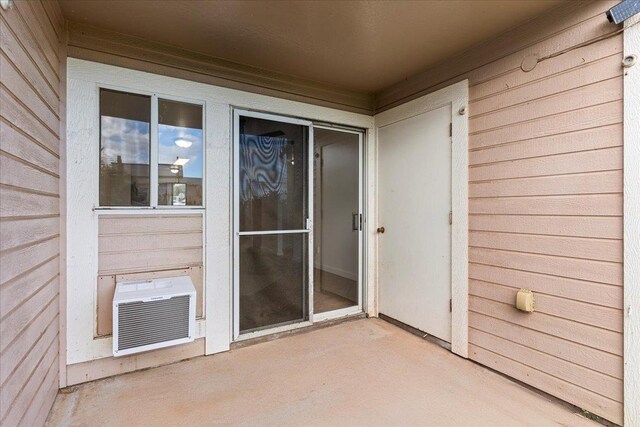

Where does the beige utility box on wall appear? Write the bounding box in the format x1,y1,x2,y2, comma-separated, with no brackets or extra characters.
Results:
516,289,535,312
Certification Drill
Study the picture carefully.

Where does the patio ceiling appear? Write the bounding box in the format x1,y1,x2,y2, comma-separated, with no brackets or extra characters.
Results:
59,0,563,94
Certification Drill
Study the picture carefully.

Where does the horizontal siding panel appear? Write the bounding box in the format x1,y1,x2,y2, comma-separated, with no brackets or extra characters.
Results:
470,34,622,101
0,301,57,386
469,328,621,402
469,279,622,332
469,124,622,165
0,88,59,154
469,101,622,150
40,0,64,41
0,119,59,175
470,55,621,117
0,20,59,111
469,194,622,216
97,215,205,333
470,312,622,379
469,344,622,425
469,230,622,263
11,0,60,69
21,361,60,427
469,296,622,355
461,10,617,88
469,214,622,239
0,257,59,316
470,77,622,134
0,236,59,285
0,328,57,420
470,147,622,182
0,11,59,92
470,171,621,198
469,247,622,286
0,277,58,353
0,217,60,253
469,263,622,309
1,53,59,133
21,1,61,54
98,214,203,235
0,153,59,195
377,1,617,109
2,342,58,427
99,247,203,274
98,232,202,253
1,1,62,426
0,187,59,218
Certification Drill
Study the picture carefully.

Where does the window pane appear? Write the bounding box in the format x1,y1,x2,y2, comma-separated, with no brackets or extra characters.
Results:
239,233,308,332
238,116,308,231
99,89,151,206
158,99,203,206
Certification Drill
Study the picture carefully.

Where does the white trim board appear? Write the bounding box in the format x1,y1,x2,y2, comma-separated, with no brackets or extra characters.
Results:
624,15,640,427
65,58,375,365
374,79,469,358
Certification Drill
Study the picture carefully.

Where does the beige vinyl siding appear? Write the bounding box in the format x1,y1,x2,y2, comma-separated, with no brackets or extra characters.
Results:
0,1,64,426
96,214,204,336
377,0,623,423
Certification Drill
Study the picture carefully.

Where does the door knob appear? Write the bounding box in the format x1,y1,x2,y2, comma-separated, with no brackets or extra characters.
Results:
377,226,385,233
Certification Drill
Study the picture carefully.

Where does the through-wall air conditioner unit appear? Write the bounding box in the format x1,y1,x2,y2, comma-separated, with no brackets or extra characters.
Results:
113,276,196,357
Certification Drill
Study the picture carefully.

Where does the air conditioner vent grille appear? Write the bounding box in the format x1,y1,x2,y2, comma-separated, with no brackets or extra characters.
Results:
117,295,190,351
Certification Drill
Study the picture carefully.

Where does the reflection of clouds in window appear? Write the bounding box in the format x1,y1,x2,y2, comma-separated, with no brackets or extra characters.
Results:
158,124,203,178
101,117,150,165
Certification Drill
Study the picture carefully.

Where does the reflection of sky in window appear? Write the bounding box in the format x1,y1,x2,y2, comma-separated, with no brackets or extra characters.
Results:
159,124,203,178
100,117,150,164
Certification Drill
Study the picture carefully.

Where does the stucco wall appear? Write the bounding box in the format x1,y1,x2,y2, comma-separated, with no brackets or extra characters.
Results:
0,0,65,425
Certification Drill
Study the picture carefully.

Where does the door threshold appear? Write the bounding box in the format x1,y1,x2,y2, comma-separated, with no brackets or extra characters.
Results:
379,313,452,352
231,313,366,350
313,306,361,322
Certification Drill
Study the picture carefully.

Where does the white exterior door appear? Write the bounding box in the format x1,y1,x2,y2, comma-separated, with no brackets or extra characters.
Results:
378,105,452,342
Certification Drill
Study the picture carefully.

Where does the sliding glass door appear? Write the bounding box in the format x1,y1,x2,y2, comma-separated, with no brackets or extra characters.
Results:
233,111,364,339
312,127,363,319
233,111,313,338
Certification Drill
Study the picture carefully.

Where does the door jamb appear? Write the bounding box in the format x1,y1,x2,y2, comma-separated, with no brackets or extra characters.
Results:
623,15,640,427
374,79,469,358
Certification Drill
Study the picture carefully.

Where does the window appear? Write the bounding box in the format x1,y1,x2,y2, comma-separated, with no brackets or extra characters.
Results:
158,99,203,206
99,89,151,206
99,88,204,207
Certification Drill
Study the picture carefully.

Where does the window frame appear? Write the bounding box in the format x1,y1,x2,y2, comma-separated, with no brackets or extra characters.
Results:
96,84,206,210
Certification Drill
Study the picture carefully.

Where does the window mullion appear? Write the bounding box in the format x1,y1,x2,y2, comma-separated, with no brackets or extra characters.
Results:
150,94,159,207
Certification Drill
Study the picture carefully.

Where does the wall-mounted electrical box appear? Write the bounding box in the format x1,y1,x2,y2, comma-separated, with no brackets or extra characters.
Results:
516,289,535,313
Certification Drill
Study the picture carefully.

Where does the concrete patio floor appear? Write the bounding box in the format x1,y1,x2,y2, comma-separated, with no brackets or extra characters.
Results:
46,318,596,427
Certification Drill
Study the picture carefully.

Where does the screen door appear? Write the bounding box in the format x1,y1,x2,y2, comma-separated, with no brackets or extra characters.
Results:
233,110,313,338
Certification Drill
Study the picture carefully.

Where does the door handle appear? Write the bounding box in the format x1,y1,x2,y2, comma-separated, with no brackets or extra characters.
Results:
377,226,385,234
352,213,359,231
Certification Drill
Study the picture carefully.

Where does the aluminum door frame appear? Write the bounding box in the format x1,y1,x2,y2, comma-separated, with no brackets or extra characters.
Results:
312,125,364,322
232,109,314,341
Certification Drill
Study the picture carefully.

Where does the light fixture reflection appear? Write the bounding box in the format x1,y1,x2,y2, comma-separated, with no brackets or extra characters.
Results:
173,158,190,166
174,138,193,148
